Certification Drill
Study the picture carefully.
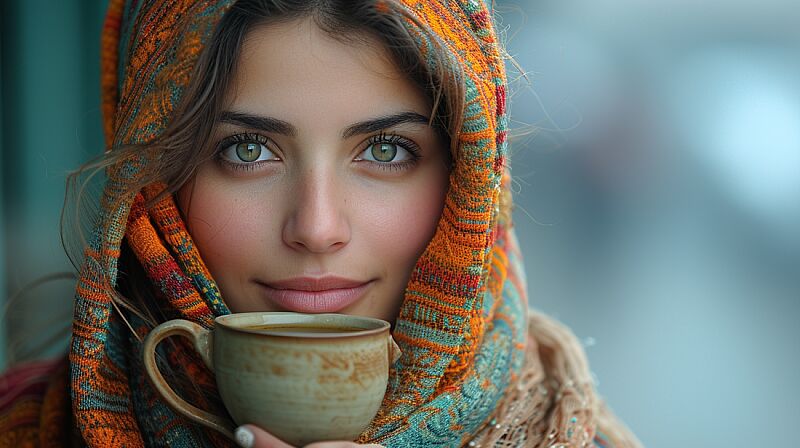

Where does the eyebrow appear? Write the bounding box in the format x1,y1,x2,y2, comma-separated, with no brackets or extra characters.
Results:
219,111,296,136
218,111,431,139
341,112,431,138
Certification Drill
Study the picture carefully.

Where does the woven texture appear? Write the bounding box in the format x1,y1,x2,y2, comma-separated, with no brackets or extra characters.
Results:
0,1,640,447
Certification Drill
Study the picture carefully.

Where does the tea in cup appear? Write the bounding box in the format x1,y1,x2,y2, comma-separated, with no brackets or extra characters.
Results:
142,312,401,446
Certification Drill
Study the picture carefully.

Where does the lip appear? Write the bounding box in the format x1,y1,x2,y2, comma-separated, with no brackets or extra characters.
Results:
257,276,372,313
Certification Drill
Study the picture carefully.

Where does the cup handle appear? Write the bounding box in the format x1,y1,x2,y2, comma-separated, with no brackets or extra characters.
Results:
142,319,235,440
388,335,402,364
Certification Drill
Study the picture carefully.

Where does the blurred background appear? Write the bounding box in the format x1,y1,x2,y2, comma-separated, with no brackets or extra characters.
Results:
1,0,798,446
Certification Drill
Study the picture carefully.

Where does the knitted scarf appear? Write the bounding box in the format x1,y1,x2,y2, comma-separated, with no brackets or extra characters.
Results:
0,0,640,447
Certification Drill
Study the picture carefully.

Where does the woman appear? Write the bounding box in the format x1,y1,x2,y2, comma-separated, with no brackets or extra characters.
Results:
0,0,640,447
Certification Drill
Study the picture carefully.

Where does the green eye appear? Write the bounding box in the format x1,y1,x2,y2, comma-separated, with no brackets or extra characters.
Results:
370,143,398,162
357,134,418,169
236,142,262,162
217,135,278,167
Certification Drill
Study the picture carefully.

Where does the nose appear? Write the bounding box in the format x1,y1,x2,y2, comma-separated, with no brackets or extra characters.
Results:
282,170,351,254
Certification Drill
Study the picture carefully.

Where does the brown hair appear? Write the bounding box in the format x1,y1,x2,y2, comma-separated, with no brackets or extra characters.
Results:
64,0,466,328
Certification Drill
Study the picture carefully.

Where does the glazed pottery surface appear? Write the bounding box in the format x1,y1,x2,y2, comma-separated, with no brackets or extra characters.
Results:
143,312,400,446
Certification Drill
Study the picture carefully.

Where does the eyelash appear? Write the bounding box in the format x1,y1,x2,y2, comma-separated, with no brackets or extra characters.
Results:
360,131,421,172
213,131,422,173
214,132,275,173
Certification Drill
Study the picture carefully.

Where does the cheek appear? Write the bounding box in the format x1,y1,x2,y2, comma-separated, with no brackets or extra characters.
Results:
177,177,274,272
359,172,448,268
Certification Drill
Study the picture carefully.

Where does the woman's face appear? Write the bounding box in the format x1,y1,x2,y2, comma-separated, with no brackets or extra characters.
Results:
178,19,449,324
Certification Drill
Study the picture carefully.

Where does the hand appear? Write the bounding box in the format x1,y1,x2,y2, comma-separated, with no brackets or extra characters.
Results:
234,425,385,448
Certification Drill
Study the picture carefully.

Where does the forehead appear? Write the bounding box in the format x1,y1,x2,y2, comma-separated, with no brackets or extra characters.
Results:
225,18,429,126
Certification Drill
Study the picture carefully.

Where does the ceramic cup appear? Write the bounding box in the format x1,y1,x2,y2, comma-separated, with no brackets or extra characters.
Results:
142,312,401,446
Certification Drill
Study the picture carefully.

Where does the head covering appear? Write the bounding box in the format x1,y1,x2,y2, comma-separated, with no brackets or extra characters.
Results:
1,0,640,446
82,0,527,445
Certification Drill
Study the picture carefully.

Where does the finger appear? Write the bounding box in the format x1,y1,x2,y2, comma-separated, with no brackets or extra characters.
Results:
303,443,384,448
234,425,295,448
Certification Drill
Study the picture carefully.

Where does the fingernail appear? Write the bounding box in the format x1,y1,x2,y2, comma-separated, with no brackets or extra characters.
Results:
234,426,255,448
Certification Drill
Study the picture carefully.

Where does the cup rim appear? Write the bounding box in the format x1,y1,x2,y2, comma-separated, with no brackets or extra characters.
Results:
214,311,391,338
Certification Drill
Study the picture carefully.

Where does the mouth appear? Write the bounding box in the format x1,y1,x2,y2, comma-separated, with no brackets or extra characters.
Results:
256,276,373,313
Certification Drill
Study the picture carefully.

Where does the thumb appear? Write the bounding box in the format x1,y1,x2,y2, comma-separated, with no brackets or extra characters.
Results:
234,425,295,448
